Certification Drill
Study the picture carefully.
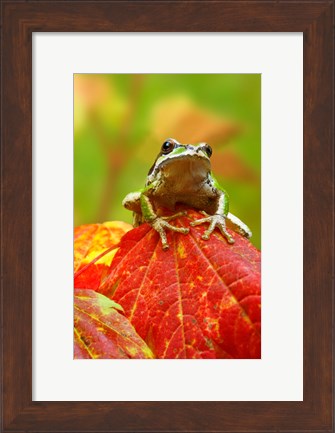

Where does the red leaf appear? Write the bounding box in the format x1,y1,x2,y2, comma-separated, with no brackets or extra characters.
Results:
98,210,261,359
74,289,154,359
74,221,132,290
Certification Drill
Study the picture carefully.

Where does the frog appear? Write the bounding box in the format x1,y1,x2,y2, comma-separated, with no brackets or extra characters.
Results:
122,138,252,250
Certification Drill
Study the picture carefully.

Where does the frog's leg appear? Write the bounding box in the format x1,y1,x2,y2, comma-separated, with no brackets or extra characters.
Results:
140,194,189,250
123,191,141,212
122,192,143,227
226,212,252,239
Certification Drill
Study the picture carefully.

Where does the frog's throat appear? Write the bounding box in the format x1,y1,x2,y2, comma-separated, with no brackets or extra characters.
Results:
158,161,210,194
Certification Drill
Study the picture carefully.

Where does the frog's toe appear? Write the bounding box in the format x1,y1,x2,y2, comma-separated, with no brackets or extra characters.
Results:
190,217,211,227
201,218,217,239
217,221,235,244
160,220,188,234
221,230,235,244
152,220,169,247
178,227,190,234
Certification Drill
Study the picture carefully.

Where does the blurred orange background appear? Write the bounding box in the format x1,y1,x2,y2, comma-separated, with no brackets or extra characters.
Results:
74,74,261,248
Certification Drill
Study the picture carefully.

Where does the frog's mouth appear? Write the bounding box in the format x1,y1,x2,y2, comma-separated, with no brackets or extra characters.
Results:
160,154,211,186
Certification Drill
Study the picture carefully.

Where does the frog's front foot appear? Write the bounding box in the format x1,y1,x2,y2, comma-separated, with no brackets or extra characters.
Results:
190,214,235,244
151,214,189,250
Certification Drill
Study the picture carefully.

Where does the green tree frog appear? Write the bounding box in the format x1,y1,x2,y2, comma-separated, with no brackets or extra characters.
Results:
123,138,252,250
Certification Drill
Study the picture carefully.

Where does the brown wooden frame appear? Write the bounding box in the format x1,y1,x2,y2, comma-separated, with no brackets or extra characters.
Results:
1,1,334,432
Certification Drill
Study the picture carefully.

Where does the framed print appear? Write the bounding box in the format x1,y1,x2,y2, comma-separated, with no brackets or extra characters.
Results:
1,1,334,432
33,33,301,402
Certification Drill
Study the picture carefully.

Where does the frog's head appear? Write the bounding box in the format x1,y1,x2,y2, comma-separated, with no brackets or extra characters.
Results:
147,138,212,184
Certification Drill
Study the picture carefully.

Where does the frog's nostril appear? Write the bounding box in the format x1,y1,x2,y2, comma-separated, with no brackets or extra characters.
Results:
187,144,195,151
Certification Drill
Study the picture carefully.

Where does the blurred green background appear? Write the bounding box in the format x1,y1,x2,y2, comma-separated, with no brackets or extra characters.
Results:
74,74,261,249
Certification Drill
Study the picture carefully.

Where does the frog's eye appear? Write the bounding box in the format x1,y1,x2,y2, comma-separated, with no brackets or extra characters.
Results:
161,140,175,154
203,144,212,158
